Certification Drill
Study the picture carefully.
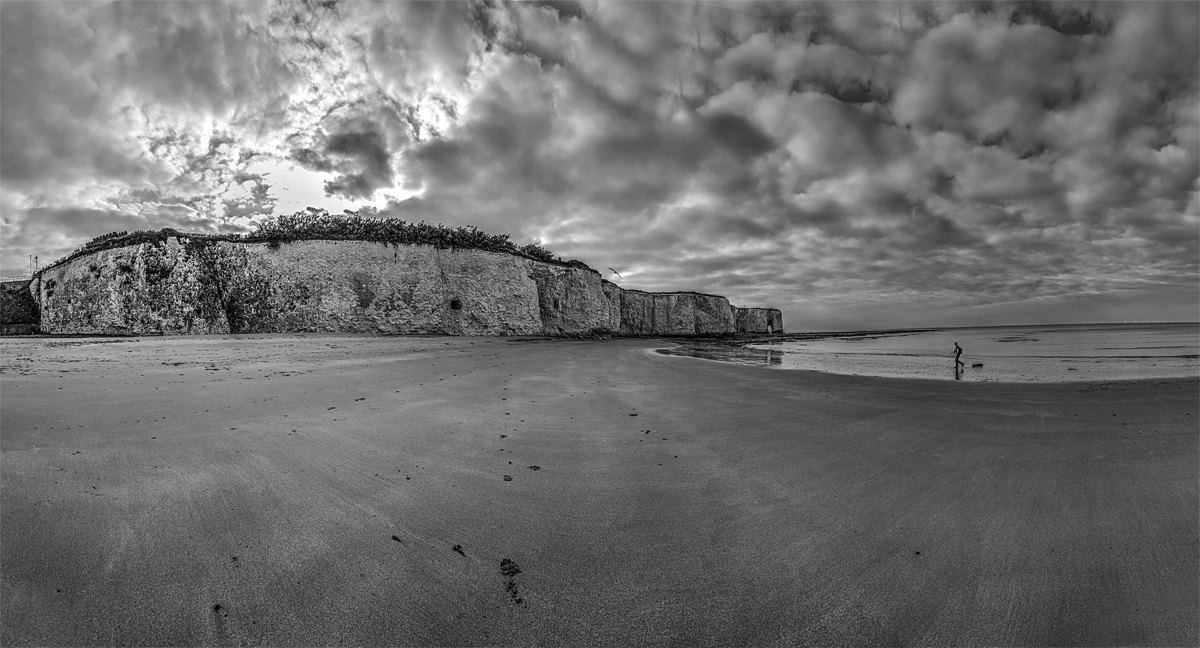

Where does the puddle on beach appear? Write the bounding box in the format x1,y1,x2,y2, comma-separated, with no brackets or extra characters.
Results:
657,323,1199,383
655,344,784,367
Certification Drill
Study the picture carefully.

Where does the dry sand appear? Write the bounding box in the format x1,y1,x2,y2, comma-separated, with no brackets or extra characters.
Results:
1,334,1196,647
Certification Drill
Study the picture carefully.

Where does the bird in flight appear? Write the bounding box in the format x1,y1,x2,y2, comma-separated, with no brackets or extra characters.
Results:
609,268,622,277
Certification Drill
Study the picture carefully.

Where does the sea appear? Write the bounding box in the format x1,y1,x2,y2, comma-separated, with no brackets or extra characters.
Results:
661,322,1200,383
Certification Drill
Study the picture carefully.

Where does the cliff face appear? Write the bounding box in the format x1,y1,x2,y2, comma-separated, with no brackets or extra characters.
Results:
39,240,267,335
734,307,784,334
34,237,781,337
37,239,543,335
528,262,619,336
255,241,543,335
618,290,736,336
1,280,39,334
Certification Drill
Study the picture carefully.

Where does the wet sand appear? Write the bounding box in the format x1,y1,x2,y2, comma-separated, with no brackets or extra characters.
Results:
1,335,1196,646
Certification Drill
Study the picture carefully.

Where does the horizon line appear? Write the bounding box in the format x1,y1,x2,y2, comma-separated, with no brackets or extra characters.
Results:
796,321,1200,334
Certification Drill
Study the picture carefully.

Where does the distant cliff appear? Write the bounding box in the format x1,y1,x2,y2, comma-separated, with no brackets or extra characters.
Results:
734,307,783,334
29,235,782,337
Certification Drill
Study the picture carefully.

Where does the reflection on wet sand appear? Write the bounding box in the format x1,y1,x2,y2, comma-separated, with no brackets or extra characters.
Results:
656,343,783,367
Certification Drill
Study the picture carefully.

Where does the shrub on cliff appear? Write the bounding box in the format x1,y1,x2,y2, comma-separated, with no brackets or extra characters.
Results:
250,209,561,263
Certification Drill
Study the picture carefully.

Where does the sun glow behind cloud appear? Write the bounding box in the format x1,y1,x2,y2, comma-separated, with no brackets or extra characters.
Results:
240,160,411,221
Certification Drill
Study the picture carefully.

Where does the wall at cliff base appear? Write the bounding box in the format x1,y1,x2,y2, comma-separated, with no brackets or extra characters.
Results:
34,237,781,337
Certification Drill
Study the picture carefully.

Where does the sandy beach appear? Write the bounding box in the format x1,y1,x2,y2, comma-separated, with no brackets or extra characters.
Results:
1,334,1196,647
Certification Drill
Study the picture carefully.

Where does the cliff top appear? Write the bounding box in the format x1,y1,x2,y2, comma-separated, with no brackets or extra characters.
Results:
34,210,747,303
36,209,586,277
619,287,742,302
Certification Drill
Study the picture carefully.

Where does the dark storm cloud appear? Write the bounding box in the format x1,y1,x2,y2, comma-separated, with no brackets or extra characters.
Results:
1006,0,1114,37
290,148,336,173
701,112,777,160
321,128,395,199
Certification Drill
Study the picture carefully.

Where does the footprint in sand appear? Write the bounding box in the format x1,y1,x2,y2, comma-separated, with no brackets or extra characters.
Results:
500,559,524,605
210,603,232,640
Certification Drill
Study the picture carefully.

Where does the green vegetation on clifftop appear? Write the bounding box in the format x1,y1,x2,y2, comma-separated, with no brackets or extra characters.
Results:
37,208,563,276
252,209,560,262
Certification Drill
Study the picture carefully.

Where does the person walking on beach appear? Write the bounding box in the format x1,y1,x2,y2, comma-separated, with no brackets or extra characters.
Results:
954,342,965,372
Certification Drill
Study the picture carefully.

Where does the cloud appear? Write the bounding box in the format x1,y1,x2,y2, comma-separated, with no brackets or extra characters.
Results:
1,0,1195,327
0,2,158,188
3,203,225,276
97,1,294,119
893,11,1084,150
0,1,298,187
701,111,777,159
290,121,397,200
221,173,277,221
24,205,222,237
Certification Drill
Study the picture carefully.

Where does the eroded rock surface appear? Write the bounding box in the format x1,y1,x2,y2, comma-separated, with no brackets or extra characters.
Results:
528,262,619,336
34,238,780,337
734,307,785,334
0,279,39,335
619,290,736,336
38,240,542,335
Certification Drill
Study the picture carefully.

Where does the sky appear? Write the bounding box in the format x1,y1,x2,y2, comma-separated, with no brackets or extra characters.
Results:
1,0,1197,330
